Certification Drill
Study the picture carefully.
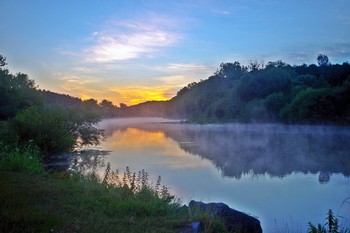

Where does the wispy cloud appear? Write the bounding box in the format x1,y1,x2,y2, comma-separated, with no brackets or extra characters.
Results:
211,9,231,15
155,75,190,87
84,14,182,63
166,63,212,71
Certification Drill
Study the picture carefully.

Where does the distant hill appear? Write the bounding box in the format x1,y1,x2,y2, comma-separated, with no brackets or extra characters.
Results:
41,90,83,109
40,90,167,119
117,101,168,118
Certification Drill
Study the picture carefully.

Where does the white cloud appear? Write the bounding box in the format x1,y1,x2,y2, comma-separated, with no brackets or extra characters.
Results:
84,15,182,63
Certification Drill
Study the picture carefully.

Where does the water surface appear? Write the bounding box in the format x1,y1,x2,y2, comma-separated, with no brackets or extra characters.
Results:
95,118,350,232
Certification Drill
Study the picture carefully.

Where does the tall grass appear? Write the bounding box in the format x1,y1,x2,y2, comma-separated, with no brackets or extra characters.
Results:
308,205,350,233
0,141,44,174
101,163,177,204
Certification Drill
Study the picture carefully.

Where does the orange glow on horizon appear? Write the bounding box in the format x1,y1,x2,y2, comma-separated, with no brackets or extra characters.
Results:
116,88,171,106
57,85,175,106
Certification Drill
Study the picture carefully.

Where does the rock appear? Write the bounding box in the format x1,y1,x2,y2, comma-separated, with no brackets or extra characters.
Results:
189,200,262,233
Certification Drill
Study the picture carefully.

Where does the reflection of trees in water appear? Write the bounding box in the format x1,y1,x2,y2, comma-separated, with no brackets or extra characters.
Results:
128,123,350,182
45,149,110,174
318,172,331,184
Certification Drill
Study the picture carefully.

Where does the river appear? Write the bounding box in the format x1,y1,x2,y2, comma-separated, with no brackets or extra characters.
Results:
77,118,350,232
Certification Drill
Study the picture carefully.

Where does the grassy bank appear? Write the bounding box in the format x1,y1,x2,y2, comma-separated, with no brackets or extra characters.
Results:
0,143,229,233
0,170,188,233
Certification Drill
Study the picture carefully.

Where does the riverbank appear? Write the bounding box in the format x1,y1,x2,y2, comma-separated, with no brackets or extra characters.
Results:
0,171,189,233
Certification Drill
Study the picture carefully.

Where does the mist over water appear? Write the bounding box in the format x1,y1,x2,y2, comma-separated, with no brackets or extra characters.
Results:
96,118,350,232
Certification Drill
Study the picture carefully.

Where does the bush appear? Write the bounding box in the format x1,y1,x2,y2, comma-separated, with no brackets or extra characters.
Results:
9,106,104,155
10,106,75,155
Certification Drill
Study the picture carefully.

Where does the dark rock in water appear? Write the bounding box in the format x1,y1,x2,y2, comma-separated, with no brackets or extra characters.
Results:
189,200,262,233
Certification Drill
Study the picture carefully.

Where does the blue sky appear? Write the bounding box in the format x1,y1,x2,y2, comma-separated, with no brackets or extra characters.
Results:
1,0,349,105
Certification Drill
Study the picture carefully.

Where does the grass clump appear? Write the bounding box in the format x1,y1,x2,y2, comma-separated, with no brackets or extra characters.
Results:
0,142,44,174
188,206,228,233
0,163,188,233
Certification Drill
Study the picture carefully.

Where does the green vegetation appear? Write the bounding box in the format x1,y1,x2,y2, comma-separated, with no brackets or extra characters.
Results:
165,56,350,124
9,105,103,155
17,53,350,124
308,209,349,233
1,53,349,232
34,55,350,125
0,55,103,156
0,142,44,174
0,169,187,233
0,55,42,120
0,154,228,233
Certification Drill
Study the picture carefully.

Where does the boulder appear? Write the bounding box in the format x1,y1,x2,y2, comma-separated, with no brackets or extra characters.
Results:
189,200,262,233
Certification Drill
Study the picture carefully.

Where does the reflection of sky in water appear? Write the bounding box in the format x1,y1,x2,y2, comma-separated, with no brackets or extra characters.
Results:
98,118,350,232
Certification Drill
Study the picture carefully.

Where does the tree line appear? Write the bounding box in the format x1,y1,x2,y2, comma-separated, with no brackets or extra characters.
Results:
69,54,348,124
165,55,350,124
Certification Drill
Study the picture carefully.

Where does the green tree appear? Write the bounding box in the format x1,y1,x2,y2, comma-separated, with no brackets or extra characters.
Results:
281,84,350,123
100,99,116,117
0,69,42,120
317,54,330,66
215,61,247,80
237,68,292,102
264,92,288,117
0,55,7,67
10,106,104,155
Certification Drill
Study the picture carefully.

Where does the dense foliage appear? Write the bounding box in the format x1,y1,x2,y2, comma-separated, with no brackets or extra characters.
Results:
165,56,350,124
0,55,42,120
0,55,104,156
8,106,103,155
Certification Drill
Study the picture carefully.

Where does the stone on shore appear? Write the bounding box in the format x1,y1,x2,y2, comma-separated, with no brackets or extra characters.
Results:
188,200,262,233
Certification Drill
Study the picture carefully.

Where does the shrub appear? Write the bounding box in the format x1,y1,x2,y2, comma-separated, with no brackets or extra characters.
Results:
9,106,104,155
10,106,75,155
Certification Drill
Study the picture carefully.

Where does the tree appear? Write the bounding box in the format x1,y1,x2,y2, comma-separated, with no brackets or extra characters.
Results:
120,103,128,108
247,60,262,72
281,85,350,124
0,68,42,120
265,60,289,69
100,99,116,117
100,99,114,108
317,54,330,66
0,55,7,67
215,62,247,80
237,68,292,102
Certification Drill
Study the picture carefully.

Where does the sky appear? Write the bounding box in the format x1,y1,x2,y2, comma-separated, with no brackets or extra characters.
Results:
1,0,350,105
